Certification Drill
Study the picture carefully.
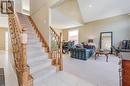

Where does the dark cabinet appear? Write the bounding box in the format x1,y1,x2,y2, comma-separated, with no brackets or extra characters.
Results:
122,60,130,86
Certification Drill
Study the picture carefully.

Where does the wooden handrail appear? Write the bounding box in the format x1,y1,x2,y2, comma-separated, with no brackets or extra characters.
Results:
50,26,60,39
28,16,50,52
50,27,63,71
8,1,33,85
14,13,23,33
8,13,33,86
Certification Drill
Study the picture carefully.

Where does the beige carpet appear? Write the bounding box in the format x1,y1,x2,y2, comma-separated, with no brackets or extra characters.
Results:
63,54,120,86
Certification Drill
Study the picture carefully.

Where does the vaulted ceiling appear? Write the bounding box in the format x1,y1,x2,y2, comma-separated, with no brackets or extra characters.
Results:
51,9,82,29
77,0,130,23
51,0,130,29
51,0,83,29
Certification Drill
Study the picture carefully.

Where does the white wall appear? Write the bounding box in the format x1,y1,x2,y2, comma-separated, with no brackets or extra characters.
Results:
30,0,49,44
0,14,8,28
63,14,130,48
0,28,8,50
22,0,30,11
14,0,22,13
14,0,30,15
22,0,30,15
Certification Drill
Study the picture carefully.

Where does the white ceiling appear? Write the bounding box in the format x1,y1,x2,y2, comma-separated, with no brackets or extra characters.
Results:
51,9,82,29
51,0,83,29
77,0,130,22
51,0,130,29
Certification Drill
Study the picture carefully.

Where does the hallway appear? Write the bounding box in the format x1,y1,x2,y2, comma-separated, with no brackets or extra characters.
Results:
0,51,18,86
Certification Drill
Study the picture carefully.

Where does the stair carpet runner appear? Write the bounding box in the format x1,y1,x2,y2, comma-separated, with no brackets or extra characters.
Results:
17,14,95,86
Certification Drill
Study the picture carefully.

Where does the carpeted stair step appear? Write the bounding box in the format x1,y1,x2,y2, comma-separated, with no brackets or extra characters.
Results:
30,60,52,74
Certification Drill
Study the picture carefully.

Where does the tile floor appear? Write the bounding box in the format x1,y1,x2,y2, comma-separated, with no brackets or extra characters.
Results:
0,51,18,86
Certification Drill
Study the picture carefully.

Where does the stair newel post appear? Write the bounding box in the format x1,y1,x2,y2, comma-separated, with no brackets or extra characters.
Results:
59,33,63,71
52,51,55,65
55,53,58,66
51,51,55,65
48,48,52,59
21,30,28,86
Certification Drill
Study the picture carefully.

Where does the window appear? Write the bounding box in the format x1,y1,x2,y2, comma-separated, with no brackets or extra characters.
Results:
68,30,78,44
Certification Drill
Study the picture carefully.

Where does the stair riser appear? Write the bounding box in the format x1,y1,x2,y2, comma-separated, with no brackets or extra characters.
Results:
27,52,48,58
28,40,39,44
30,62,52,74
28,56,48,64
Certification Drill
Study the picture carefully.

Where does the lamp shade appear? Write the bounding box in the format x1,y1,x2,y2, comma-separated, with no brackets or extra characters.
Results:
88,39,94,43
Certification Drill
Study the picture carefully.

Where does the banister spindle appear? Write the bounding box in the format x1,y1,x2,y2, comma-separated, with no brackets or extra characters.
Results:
50,27,63,71
59,33,63,71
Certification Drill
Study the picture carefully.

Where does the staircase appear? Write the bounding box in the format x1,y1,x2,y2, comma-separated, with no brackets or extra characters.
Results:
9,12,95,86
17,13,55,86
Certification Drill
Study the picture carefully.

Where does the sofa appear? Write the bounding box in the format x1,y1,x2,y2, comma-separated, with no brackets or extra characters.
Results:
70,44,95,60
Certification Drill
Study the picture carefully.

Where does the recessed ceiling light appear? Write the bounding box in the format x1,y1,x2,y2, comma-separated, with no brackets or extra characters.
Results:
88,4,92,8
